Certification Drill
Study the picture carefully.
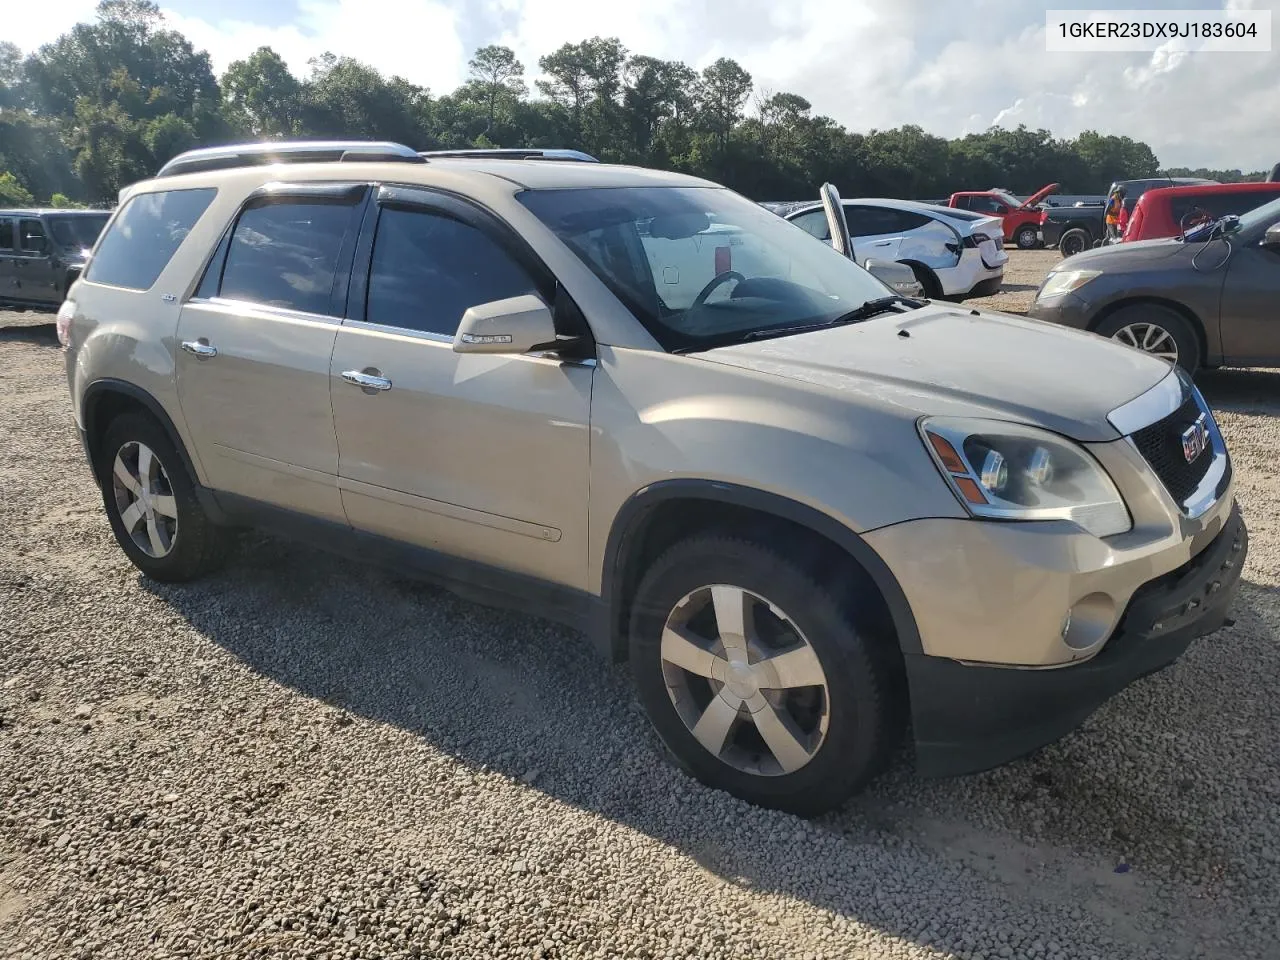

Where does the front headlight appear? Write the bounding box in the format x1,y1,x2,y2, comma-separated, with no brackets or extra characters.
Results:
919,417,1131,538
1037,269,1100,300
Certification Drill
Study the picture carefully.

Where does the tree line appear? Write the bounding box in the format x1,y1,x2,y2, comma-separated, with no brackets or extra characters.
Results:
0,0,1270,208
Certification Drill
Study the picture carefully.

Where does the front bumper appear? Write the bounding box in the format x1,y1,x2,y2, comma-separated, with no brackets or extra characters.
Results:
1026,291,1092,330
903,502,1247,777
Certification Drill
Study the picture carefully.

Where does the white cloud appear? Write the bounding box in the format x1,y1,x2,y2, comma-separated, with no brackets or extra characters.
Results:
15,0,1280,171
164,0,466,93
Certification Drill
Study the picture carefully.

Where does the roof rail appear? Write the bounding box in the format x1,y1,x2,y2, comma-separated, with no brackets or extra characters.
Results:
156,141,426,178
418,148,600,163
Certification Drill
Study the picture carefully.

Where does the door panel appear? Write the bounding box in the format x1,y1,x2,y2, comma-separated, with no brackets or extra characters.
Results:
1219,242,1280,362
330,196,592,589
331,326,592,586
176,300,344,520
0,218,15,299
173,188,366,521
14,219,59,304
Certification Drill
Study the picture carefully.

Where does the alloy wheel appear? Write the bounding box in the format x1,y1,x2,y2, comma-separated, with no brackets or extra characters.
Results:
660,584,830,776
110,441,179,558
1112,322,1179,364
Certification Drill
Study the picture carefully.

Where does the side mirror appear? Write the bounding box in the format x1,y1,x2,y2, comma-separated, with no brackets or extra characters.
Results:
864,259,924,297
453,294,559,355
1264,222,1280,250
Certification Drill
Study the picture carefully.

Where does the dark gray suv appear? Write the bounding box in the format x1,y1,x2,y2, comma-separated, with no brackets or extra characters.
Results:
1028,196,1280,373
0,208,112,308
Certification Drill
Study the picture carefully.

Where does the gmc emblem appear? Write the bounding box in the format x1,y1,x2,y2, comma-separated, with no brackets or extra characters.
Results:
1181,414,1209,464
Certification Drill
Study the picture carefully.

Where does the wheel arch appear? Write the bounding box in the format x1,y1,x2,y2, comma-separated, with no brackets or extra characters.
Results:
897,259,943,298
601,479,923,663
1087,296,1211,366
82,379,200,488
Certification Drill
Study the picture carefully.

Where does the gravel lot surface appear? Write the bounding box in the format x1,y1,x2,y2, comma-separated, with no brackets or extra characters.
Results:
3,252,1279,960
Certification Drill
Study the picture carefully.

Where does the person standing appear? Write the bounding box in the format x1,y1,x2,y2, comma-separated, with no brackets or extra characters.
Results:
1104,187,1127,242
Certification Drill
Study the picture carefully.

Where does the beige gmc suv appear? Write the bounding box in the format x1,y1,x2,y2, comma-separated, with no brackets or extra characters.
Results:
59,142,1247,815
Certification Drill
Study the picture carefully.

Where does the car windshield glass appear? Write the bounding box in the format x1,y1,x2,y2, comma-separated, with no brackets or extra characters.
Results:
990,190,1020,207
1231,196,1280,234
518,186,893,351
47,215,110,250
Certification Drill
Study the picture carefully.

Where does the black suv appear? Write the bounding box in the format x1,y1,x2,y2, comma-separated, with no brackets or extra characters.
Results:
0,209,112,309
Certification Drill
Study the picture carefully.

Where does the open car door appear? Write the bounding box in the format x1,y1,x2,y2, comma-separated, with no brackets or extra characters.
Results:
820,183,854,259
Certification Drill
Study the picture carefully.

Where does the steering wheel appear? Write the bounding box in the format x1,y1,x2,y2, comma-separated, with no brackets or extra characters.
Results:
692,271,745,307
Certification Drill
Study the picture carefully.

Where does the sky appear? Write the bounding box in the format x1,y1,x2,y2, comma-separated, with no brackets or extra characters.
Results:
7,0,1279,171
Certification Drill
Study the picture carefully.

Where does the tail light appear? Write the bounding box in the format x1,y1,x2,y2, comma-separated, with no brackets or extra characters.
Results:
56,299,75,348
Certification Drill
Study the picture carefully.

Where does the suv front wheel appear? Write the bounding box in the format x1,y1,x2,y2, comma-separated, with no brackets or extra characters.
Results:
99,413,230,582
629,535,900,816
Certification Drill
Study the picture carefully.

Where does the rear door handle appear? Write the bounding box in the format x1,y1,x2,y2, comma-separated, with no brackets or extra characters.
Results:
181,339,217,358
871,240,892,246
342,369,392,392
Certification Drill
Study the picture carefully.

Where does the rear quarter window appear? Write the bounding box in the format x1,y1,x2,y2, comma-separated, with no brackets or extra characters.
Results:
85,187,217,291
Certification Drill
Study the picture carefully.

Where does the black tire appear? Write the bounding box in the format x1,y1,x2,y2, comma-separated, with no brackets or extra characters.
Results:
98,412,231,582
1058,227,1092,258
628,535,901,817
907,263,943,300
1014,225,1040,250
1094,305,1201,374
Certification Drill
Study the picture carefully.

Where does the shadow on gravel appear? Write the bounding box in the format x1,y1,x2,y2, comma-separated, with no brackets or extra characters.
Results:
0,322,58,347
134,524,1276,959
1197,366,1280,416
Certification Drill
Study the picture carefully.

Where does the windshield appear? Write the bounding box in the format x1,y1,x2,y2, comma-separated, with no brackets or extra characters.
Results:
1231,196,1280,235
518,186,892,351
990,190,1020,208
47,214,110,251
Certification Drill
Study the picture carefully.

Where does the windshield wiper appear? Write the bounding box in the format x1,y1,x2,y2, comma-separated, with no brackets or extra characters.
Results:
742,295,920,341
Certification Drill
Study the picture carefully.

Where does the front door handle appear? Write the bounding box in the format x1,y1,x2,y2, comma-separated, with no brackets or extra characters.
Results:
342,369,392,392
181,339,217,358
870,240,892,246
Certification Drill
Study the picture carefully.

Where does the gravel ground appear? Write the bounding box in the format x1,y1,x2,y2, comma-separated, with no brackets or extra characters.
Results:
2,253,1279,960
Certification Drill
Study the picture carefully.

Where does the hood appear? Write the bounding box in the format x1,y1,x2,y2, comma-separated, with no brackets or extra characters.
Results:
692,303,1171,442
1058,235,1191,270
1021,182,1061,209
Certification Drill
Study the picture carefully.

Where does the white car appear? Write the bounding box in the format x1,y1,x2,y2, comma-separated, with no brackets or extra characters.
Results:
779,199,1007,300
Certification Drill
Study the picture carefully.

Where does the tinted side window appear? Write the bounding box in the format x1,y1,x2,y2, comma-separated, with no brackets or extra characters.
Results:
886,209,934,232
219,201,355,315
1215,191,1280,218
366,207,538,336
19,219,46,254
845,206,908,237
0,220,12,251
790,210,830,241
86,188,217,290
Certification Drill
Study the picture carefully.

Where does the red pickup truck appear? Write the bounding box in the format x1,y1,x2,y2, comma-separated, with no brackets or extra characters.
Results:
944,183,1060,249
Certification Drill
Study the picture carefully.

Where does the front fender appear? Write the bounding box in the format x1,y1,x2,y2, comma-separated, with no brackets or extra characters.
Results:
586,345,965,596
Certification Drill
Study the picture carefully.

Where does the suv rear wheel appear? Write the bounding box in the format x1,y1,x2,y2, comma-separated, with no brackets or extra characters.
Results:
99,413,230,581
628,535,899,816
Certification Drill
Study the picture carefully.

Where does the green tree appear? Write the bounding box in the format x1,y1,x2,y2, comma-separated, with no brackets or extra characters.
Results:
301,53,427,146
696,58,752,160
463,45,526,136
537,37,627,154
221,47,301,138
0,170,35,206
